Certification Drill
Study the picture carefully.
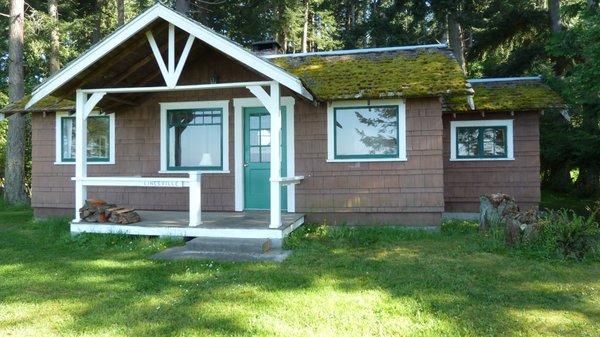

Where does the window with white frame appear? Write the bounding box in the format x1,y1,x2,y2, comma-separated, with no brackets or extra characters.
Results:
160,101,229,172
327,99,406,162
55,112,115,164
450,119,514,161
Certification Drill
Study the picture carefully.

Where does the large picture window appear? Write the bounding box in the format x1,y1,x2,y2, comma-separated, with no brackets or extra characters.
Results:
167,108,223,171
56,114,114,164
450,120,514,161
333,105,401,160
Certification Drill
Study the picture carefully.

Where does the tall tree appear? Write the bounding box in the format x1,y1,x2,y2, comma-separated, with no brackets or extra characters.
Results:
175,0,191,15
92,0,105,43
548,0,561,33
301,0,309,52
5,0,29,204
447,14,466,72
117,0,125,26
48,0,60,74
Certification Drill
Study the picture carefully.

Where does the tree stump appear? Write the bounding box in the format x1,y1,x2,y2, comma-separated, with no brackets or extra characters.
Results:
479,193,518,232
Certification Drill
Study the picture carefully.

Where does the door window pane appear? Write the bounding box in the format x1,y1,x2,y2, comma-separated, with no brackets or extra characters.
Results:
167,108,223,170
334,106,399,158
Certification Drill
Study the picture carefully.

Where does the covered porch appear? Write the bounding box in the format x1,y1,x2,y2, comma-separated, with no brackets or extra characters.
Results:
71,210,305,246
24,5,312,239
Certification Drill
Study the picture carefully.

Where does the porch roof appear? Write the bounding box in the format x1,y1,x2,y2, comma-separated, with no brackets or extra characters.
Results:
269,45,472,100
444,77,565,112
23,3,312,111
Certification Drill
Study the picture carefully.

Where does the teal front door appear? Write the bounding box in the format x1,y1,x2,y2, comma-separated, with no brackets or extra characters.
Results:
243,107,287,210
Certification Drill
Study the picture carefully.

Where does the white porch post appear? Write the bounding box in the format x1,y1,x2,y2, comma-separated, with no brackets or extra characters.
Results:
246,82,282,228
188,171,202,226
268,83,282,228
74,90,88,222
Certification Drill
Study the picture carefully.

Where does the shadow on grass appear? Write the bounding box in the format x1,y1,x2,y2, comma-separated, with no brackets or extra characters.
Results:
0,214,599,336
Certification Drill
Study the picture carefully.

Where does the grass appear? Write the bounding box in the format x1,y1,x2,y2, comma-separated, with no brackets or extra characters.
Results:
1,203,599,336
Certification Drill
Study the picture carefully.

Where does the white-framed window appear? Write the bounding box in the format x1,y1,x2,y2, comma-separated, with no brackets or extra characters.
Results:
55,112,116,165
160,100,230,173
327,99,407,162
450,119,514,161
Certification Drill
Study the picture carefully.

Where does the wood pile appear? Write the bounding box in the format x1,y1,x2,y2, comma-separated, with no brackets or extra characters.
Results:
79,199,141,224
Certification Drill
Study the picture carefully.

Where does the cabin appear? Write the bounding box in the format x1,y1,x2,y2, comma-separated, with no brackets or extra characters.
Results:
1,4,563,244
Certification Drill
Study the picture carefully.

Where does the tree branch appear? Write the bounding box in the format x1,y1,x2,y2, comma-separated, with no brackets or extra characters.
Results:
0,12,10,17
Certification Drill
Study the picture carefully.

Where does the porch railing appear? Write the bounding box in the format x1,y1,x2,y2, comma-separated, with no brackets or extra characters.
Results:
72,172,202,226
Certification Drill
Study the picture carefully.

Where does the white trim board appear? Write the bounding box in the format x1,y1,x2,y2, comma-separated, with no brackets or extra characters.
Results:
71,215,305,240
55,111,116,165
233,96,296,212
450,119,514,161
326,99,407,163
159,100,230,173
26,3,312,109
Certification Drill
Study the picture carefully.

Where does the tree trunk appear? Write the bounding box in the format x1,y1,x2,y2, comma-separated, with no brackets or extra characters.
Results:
48,0,60,74
174,0,191,15
4,0,29,204
447,15,466,73
92,0,104,44
117,0,125,26
301,0,309,53
548,0,561,33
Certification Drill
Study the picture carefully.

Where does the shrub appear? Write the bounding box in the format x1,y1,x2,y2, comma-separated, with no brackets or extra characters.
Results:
534,209,600,260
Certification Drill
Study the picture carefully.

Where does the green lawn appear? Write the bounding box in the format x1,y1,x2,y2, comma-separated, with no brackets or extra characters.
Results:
1,204,599,337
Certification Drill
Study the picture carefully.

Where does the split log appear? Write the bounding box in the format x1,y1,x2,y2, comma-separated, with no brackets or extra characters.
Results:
109,208,141,224
79,199,140,224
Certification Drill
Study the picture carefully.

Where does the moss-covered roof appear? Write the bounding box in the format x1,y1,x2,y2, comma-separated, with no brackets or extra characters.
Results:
445,79,564,112
0,95,75,114
272,47,471,100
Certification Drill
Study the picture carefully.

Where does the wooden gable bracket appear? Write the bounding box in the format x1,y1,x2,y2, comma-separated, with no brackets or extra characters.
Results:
146,23,195,88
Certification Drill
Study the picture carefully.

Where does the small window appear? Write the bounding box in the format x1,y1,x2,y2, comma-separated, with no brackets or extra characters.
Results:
167,108,223,171
450,120,513,161
333,105,400,159
456,126,507,159
58,115,113,163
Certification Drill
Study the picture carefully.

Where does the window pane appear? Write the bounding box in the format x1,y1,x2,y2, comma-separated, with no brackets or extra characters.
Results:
483,128,506,157
249,130,260,146
334,106,399,157
87,117,110,159
457,128,479,157
260,114,270,129
61,116,110,161
62,118,75,160
168,109,222,169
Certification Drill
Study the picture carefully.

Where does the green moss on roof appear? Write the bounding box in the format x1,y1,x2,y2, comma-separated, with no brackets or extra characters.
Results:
273,48,470,100
446,80,564,112
0,95,75,113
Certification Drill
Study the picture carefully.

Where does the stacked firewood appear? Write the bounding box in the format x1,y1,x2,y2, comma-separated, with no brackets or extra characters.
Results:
79,199,141,224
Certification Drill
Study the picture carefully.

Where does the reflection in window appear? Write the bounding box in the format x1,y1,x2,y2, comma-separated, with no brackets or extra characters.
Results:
457,126,507,158
167,108,223,170
334,106,399,159
61,116,110,162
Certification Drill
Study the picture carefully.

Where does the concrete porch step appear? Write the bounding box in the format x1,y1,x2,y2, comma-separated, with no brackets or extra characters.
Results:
151,246,291,262
185,237,271,254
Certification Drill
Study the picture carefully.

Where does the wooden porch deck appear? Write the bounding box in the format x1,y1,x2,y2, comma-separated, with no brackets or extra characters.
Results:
71,211,305,244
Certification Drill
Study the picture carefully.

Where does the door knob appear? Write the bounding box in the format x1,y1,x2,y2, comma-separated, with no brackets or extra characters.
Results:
243,163,249,167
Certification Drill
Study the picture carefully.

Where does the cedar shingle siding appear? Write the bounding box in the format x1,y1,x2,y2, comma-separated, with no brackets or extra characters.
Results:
442,111,541,212
30,51,541,225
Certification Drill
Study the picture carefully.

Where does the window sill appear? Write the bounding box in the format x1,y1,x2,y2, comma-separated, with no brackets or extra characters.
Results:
54,161,115,165
158,170,230,174
326,157,407,163
449,157,515,162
